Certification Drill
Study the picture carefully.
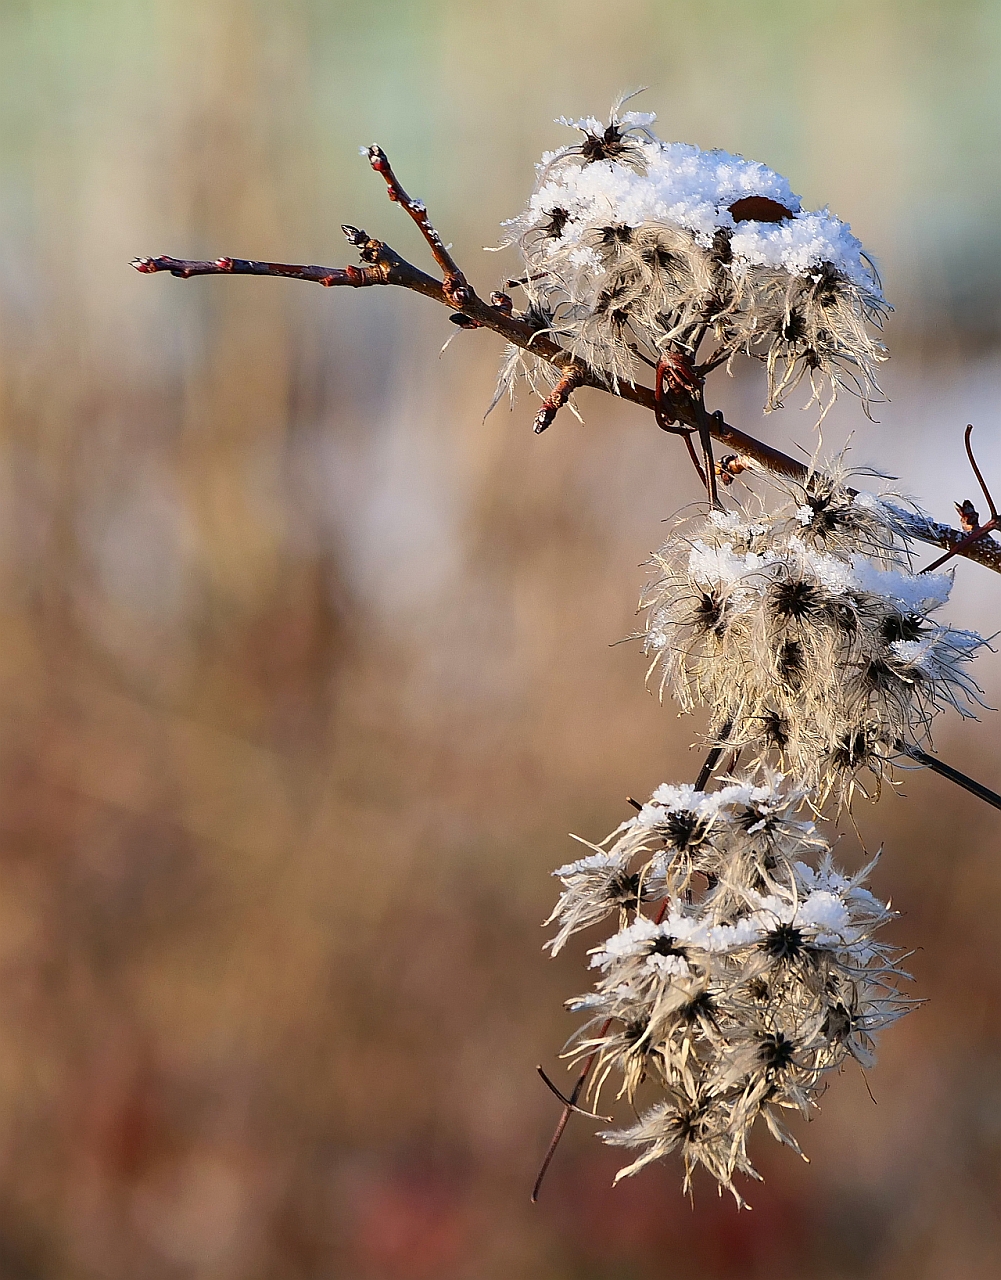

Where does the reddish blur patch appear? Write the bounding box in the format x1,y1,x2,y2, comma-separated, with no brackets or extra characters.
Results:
347,1170,469,1279
544,1149,811,1278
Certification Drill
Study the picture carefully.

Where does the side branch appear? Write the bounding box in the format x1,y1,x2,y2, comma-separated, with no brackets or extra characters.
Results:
131,255,385,287
366,145,470,307
897,742,1001,811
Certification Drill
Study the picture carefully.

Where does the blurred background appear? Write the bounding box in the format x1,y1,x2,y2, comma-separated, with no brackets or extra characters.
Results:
0,1,999,1276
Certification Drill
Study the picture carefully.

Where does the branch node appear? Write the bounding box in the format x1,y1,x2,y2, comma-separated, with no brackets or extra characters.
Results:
921,425,1001,572
956,500,981,535
653,351,701,432
718,454,750,487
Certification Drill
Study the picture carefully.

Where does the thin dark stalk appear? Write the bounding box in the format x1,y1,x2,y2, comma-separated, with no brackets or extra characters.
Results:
920,427,1001,573
694,721,733,792
531,1021,612,1203
965,424,999,521
697,413,720,509
683,434,708,490
536,1066,611,1120
897,742,1001,811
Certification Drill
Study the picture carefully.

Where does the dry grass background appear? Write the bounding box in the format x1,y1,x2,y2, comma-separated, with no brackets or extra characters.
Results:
0,1,999,1276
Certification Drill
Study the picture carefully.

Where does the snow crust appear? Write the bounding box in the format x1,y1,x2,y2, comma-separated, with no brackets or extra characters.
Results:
515,124,877,291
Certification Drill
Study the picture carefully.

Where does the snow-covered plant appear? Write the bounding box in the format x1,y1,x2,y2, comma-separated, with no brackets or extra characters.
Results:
498,94,888,415
136,95,1001,1210
642,472,990,800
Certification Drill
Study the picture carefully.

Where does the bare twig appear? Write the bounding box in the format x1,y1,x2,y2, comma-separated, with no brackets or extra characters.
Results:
365,144,470,308
693,726,732,793
964,423,999,521
131,254,382,287
531,1021,612,1203
133,148,1001,577
536,1066,611,1120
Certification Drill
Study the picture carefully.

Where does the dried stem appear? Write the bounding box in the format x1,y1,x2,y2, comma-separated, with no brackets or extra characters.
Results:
531,1022,612,1203
134,147,1001,578
965,423,999,521
536,1066,611,1120
654,351,717,503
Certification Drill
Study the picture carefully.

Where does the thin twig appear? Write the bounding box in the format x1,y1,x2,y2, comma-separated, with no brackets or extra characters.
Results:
531,1022,612,1203
365,144,470,307
697,407,721,509
920,426,1001,572
694,721,733,792
693,743,726,794
683,434,708,490
131,255,381,287
654,352,713,498
536,1066,611,1120
965,424,999,521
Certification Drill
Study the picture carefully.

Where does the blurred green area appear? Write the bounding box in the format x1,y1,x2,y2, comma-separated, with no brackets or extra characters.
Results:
0,2,998,1277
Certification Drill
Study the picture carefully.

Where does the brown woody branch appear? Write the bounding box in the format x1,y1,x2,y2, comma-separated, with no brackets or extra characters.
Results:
132,151,1001,577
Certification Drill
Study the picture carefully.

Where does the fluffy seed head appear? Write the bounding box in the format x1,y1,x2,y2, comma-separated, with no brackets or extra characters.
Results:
549,774,913,1201
498,102,889,415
